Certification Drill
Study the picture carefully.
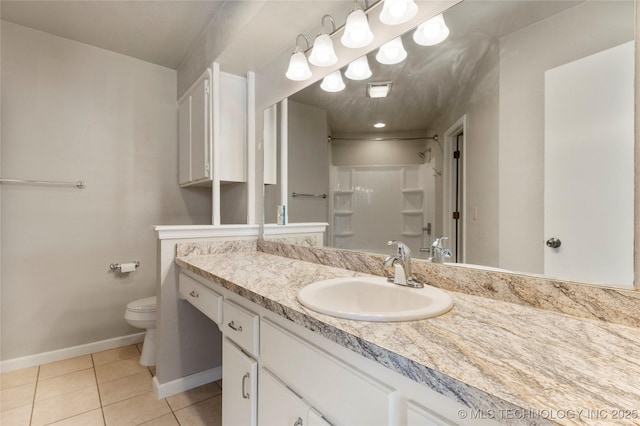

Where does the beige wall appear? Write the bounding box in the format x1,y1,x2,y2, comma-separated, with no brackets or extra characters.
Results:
428,42,500,267
286,101,330,225
498,1,634,273
1,21,211,360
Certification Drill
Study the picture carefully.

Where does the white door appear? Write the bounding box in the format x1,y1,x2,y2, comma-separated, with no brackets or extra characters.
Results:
544,41,634,287
222,338,257,426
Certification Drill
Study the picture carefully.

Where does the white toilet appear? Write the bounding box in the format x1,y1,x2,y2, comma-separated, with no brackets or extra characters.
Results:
124,296,157,366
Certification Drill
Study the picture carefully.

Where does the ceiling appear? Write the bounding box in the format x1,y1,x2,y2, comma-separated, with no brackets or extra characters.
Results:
0,0,355,74
290,1,582,134
1,0,225,69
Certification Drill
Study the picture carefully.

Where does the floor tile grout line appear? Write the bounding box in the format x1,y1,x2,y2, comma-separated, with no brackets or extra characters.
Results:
28,366,40,426
91,354,108,426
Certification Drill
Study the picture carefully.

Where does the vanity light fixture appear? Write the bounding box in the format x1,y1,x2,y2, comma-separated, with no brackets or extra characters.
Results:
309,15,338,67
345,55,372,80
341,1,374,49
379,0,418,25
376,37,407,65
374,122,386,128
320,70,346,92
285,34,312,81
413,13,450,46
367,81,393,98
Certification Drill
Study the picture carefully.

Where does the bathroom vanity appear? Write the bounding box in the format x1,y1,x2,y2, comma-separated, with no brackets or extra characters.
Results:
174,245,640,426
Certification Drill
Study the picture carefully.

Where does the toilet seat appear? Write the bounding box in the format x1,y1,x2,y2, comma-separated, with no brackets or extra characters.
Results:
126,296,156,313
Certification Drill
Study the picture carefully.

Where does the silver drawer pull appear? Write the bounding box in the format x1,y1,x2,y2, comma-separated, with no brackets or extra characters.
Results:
228,320,242,332
293,417,303,426
242,373,250,399
189,290,199,298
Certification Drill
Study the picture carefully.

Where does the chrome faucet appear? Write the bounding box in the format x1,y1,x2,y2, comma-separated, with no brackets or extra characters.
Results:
429,237,452,263
383,240,423,288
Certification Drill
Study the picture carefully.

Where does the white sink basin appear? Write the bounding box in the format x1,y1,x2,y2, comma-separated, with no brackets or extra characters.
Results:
297,277,453,322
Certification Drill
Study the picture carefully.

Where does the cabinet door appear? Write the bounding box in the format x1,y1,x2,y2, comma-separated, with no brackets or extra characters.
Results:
222,338,257,426
258,368,309,426
190,75,210,182
178,95,191,185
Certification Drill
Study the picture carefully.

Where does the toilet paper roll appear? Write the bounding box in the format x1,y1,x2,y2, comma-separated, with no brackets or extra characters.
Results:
120,262,137,273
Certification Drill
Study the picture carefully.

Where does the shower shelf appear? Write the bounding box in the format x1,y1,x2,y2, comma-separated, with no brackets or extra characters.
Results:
401,210,423,215
334,232,355,237
402,188,423,194
401,232,423,237
333,210,354,215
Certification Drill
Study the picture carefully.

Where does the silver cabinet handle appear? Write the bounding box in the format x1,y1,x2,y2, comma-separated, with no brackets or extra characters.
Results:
293,418,303,426
228,320,242,332
242,373,250,399
189,290,199,298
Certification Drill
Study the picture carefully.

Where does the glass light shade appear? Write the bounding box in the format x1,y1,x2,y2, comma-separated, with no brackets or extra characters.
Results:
379,0,418,25
413,14,450,46
285,51,312,81
376,37,407,65
320,70,346,92
309,33,338,67
345,56,372,80
340,9,374,48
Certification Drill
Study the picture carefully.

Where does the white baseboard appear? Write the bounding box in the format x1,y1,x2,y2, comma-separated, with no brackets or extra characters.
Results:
0,332,145,373
153,366,222,399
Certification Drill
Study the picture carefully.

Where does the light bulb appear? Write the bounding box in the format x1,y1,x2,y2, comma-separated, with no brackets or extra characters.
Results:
376,37,407,65
285,51,312,81
379,0,418,25
345,56,372,80
413,14,450,46
309,33,338,67
320,70,346,92
341,9,374,48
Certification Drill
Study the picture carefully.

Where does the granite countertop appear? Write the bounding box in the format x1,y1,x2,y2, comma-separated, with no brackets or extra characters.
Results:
176,252,640,425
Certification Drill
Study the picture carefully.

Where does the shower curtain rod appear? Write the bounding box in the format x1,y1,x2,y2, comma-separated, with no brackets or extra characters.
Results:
328,134,438,142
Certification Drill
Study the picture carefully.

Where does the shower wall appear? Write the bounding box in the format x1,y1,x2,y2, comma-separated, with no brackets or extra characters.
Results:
330,134,438,256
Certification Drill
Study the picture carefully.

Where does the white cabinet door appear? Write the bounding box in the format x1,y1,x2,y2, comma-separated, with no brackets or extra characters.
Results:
258,368,309,426
189,74,210,182
178,69,211,187
178,95,191,185
222,338,257,426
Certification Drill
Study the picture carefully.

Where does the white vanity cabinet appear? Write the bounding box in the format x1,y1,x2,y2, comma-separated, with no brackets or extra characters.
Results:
178,268,489,426
178,64,247,188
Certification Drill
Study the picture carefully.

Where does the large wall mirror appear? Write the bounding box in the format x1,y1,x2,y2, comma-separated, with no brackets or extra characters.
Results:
263,0,636,290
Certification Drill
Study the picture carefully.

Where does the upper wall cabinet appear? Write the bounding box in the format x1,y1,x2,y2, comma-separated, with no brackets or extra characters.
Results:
178,65,247,187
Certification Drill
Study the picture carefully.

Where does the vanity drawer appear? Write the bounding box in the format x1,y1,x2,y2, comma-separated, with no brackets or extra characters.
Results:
222,300,260,356
179,272,223,325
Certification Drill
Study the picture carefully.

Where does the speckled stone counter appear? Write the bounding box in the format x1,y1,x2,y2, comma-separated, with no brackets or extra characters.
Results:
176,251,640,426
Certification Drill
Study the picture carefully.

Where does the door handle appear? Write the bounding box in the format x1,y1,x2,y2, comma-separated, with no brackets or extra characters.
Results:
546,238,561,248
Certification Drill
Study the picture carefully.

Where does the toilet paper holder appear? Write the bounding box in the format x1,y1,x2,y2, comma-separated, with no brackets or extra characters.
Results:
110,261,140,271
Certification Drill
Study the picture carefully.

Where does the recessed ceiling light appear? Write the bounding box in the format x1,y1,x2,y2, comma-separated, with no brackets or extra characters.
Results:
374,122,386,128
367,81,393,98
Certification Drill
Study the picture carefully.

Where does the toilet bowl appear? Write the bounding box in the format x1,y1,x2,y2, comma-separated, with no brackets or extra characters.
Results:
124,296,157,366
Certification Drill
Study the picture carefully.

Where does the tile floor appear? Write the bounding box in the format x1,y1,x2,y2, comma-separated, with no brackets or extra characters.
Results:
0,344,222,426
